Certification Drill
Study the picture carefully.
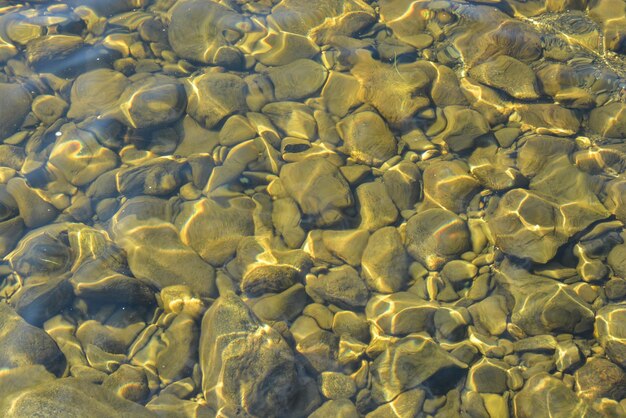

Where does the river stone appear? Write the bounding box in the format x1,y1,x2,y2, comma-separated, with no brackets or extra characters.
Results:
514,373,602,418
241,263,299,296
405,208,471,270
186,72,247,129
468,295,508,336
200,292,298,416
366,388,426,418
435,106,490,152
263,101,317,140
174,196,255,267
595,303,626,368
103,364,150,403
25,34,83,68
168,0,250,67
486,188,563,264
513,103,580,136
422,160,481,214
0,303,66,376
361,227,409,293
366,292,438,336
280,157,353,227
296,329,340,373
0,83,31,139
6,177,58,229
253,30,319,66
605,177,626,222
10,274,73,327
495,258,594,336
266,59,328,101
466,358,509,394
608,244,626,278
156,313,199,385
382,161,421,211
469,143,526,191
116,158,186,197
116,75,186,129
49,123,119,186
575,357,626,401
350,51,430,124
0,367,155,417
469,55,539,100
356,181,398,230
371,335,467,403
337,111,397,166
319,371,356,400
113,217,217,297
309,400,359,418
306,265,369,309
67,69,129,120
589,102,626,139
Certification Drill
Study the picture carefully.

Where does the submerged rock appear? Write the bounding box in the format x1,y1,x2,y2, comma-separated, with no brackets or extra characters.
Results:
200,292,298,416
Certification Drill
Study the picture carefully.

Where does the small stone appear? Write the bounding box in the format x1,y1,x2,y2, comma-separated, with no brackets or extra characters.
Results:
319,372,357,400
366,388,425,418
332,310,369,343
280,157,353,227
434,306,470,342
32,95,68,125
366,292,438,336
296,330,340,373
241,263,299,296
382,161,421,211
588,102,626,139
422,160,481,213
103,364,149,403
468,295,508,336
6,178,58,228
251,284,308,323
608,245,626,278
322,71,362,117
555,340,582,372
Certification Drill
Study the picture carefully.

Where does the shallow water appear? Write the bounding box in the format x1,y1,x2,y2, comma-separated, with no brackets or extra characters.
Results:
0,0,626,417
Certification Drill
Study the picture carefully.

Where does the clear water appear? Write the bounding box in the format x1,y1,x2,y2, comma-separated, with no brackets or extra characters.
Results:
1,0,626,417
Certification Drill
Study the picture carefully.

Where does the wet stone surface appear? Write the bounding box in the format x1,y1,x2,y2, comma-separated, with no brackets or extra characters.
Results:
0,0,626,417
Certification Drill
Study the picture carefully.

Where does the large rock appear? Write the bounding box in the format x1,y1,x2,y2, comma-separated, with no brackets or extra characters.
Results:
514,373,601,418
0,303,66,376
200,292,298,416
495,258,594,336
